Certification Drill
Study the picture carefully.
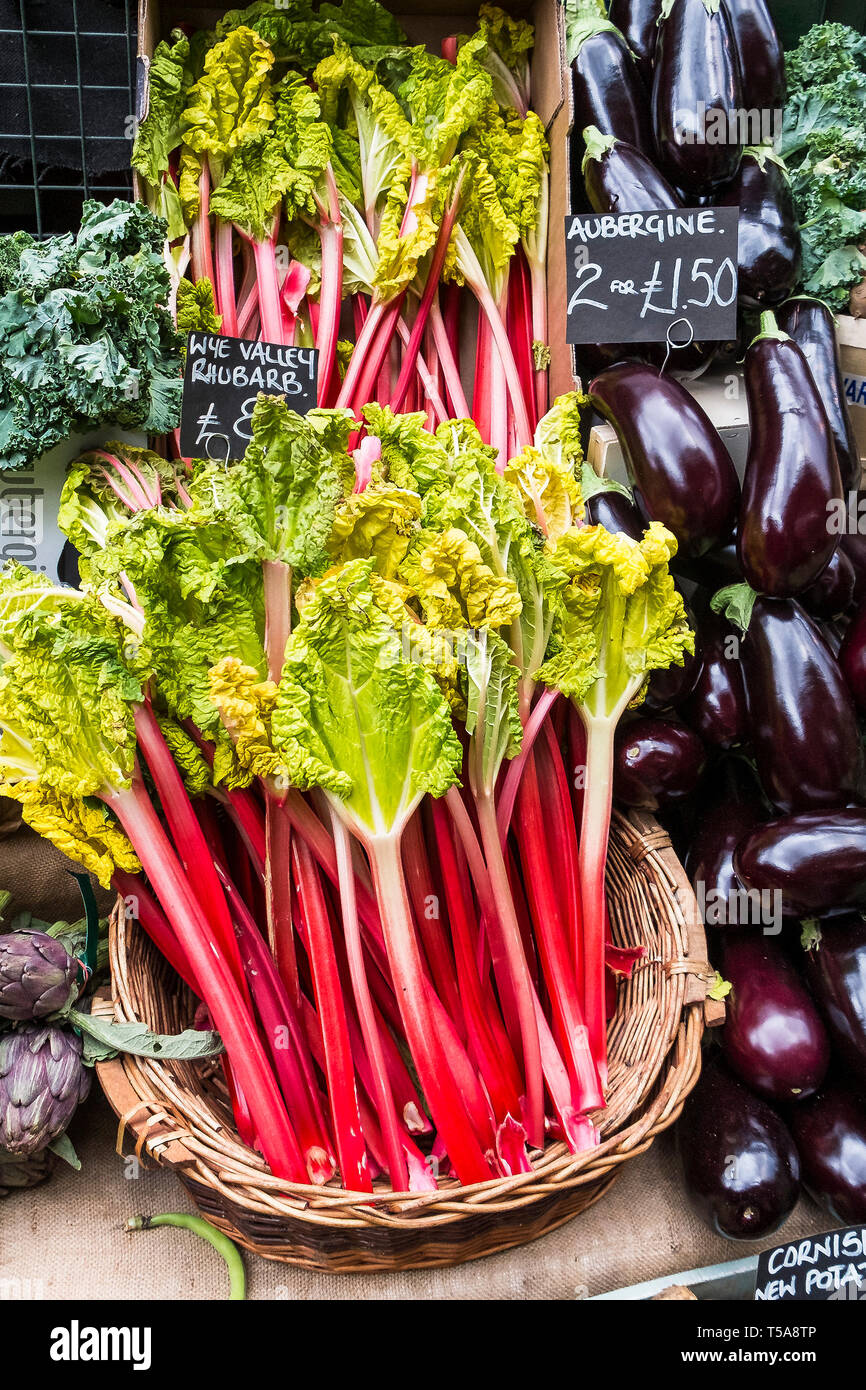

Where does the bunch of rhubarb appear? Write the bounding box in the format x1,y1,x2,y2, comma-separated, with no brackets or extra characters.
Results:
0,395,692,1190
132,0,548,465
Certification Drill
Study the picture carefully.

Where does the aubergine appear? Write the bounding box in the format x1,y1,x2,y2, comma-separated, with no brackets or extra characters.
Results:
842,501,866,604
840,598,866,712
676,1052,800,1239
735,809,866,917
799,546,856,621
683,604,747,747
803,914,866,1083
722,934,830,1102
722,0,786,114
716,149,801,307
581,126,681,215
788,1084,866,1224
614,716,706,809
684,759,766,925
567,0,653,189
738,314,842,597
584,480,645,539
722,592,864,815
778,297,861,493
608,0,661,86
588,362,740,555
672,537,742,590
652,0,743,195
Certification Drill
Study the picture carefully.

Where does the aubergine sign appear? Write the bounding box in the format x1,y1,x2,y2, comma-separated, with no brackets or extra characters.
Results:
564,205,739,344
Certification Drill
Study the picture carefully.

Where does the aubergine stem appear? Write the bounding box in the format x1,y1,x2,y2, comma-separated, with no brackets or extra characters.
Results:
125,1214,246,1300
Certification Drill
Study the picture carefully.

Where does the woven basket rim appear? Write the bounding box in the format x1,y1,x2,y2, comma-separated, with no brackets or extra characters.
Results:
97,806,717,1225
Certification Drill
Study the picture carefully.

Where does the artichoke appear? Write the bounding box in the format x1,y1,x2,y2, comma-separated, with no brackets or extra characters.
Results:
0,1146,54,1196
0,1024,90,1156
0,930,79,1021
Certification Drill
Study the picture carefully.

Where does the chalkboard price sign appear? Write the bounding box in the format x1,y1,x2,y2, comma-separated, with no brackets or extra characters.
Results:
179,333,318,460
564,205,740,347
755,1225,866,1301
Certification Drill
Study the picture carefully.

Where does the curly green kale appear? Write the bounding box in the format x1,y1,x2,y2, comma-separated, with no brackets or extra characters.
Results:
0,200,183,470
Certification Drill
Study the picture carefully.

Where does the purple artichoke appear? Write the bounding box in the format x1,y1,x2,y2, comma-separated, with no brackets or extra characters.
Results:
0,930,78,1021
0,1024,90,1156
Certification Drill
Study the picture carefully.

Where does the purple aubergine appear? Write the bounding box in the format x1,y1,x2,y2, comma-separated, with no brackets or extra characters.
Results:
613,716,706,809
735,809,866,917
672,537,742,591
716,149,801,307
652,0,743,195
788,1084,866,1224
581,126,681,215
739,315,843,597
588,362,740,556
778,297,861,492
685,759,766,925
722,934,830,1102
735,595,863,814
722,0,786,113
584,482,645,540
803,914,866,1083
676,1052,800,1239
842,502,866,604
609,0,661,85
567,6,653,162
799,546,856,621
683,604,747,747
840,598,866,713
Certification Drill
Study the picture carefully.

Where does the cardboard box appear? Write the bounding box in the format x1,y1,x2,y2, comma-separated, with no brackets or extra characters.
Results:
136,0,574,402
837,313,866,469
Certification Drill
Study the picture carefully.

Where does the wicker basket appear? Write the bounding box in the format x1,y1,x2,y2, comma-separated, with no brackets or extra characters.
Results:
96,807,722,1273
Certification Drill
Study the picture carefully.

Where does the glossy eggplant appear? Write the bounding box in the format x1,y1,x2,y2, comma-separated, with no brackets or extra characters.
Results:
684,759,766,924
683,604,747,747
803,914,866,1083
567,1,653,188
581,126,681,215
584,482,645,540
799,546,856,621
589,362,740,555
735,595,863,814
778,297,861,492
841,499,866,604
614,716,706,809
739,315,842,596
723,0,786,114
672,537,742,590
722,934,830,1102
677,1052,800,1239
608,0,661,86
788,1084,866,1224
840,598,866,713
716,149,801,307
652,0,743,195
735,809,866,917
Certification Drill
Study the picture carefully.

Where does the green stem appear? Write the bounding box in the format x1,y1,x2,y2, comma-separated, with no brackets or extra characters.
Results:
125,1214,246,1300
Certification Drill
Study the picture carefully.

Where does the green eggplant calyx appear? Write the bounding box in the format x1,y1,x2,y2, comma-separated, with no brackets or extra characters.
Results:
800,918,823,952
743,145,788,174
580,461,634,502
750,310,790,347
581,125,617,175
710,582,758,634
565,8,621,64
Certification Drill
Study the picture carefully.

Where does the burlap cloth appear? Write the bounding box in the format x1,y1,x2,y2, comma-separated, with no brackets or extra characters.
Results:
0,820,833,1300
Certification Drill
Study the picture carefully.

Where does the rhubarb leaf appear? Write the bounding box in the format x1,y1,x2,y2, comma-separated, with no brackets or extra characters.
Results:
272,559,462,836
181,27,276,186
539,522,694,717
462,626,523,796
69,1009,224,1063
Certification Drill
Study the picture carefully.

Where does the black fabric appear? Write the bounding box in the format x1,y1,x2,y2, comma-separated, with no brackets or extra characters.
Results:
0,0,134,179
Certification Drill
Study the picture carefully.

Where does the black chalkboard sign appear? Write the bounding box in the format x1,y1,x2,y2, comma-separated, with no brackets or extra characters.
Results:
179,333,318,460
755,1225,866,1300
564,205,739,346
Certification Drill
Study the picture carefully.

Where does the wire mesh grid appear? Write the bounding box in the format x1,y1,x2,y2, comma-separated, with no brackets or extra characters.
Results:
0,0,136,235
